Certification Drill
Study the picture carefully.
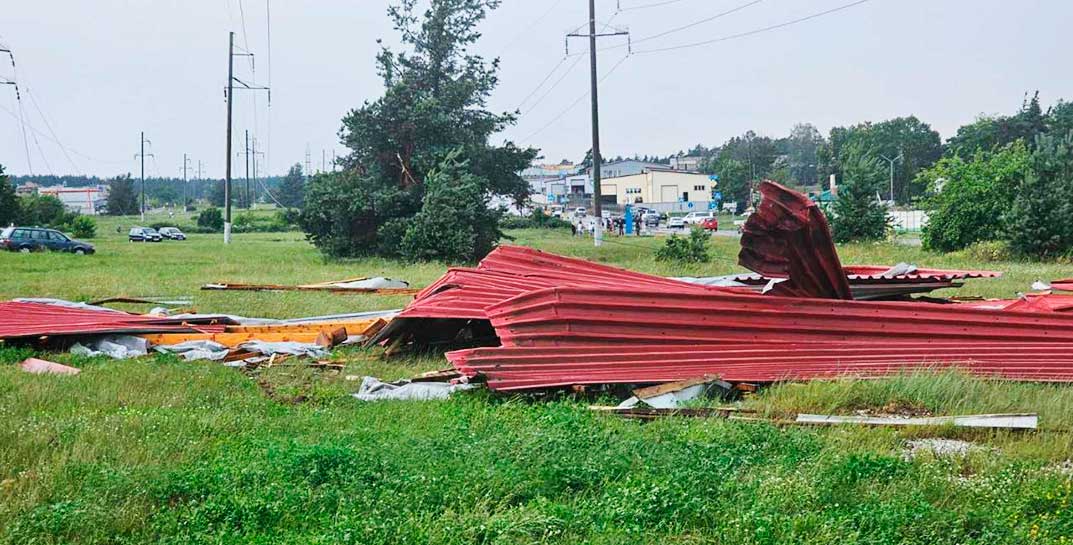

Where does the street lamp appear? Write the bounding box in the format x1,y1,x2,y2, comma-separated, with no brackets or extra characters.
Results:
877,153,903,203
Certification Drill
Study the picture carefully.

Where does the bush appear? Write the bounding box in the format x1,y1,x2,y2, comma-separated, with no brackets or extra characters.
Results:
1007,132,1073,258
399,152,503,263
69,216,97,239
919,143,1028,252
655,227,711,263
18,194,75,228
961,240,1013,262
196,207,224,232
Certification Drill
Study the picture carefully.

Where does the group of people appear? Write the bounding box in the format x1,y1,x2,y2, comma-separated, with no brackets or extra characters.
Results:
570,213,644,237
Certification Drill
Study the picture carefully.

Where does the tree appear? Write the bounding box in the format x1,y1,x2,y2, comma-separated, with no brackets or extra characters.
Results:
919,142,1029,252
699,156,749,211
0,164,19,227
277,163,306,208
946,92,1049,158
399,150,503,263
819,117,941,204
785,123,824,186
197,207,224,231
1008,132,1073,257
718,131,777,182
829,145,889,242
18,194,73,228
70,215,97,239
303,0,536,260
105,174,139,216
207,180,226,207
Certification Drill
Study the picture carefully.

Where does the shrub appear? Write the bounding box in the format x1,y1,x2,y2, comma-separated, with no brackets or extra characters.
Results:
18,194,75,228
962,240,1013,262
196,207,224,232
919,143,1028,252
1007,132,1073,258
655,227,711,263
399,152,503,263
500,208,572,230
69,215,97,239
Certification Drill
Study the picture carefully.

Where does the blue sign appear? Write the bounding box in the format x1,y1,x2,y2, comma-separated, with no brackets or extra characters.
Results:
708,201,718,210
713,191,722,201
687,201,694,209
709,174,720,181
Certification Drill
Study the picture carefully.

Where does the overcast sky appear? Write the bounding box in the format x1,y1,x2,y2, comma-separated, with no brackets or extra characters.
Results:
2,0,1071,178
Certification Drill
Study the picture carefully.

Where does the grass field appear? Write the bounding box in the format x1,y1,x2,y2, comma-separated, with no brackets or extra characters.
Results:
2,213,1073,544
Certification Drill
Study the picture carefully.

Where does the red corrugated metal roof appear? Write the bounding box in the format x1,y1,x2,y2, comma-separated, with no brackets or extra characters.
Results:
841,265,1002,282
1053,279,1073,292
448,343,1073,390
0,301,228,340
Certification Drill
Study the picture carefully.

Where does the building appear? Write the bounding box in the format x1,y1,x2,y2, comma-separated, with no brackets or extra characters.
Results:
667,155,704,171
594,159,666,179
600,168,716,208
38,186,107,215
15,182,38,197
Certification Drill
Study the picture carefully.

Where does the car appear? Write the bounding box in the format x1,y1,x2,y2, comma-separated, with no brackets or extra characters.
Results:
641,210,661,226
667,215,686,229
129,227,163,242
158,227,186,240
681,211,716,225
700,217,720,231
0,226,95,255
573,207,587,217
549,205,564,218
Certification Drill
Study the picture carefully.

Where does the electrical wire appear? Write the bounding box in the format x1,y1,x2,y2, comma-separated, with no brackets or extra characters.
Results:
518,54,585,115
0,102,126,166
520,53,631,143
515,55,570,111
27,109,53,175
265,0,273,177
497,0,567,57
597,0,762,53
25,88,80,173
618,0,694,10
634,0,873,54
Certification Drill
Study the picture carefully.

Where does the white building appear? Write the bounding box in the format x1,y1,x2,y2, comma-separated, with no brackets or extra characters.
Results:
600,168,716,208
38,186,107,215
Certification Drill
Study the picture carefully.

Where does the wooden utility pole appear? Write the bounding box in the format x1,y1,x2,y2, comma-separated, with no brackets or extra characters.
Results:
225,32,235,243
244,130,251,209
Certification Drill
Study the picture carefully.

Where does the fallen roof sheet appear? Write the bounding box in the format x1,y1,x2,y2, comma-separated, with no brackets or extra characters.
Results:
1052,279,1073,292
0,301,230,340
447,342,1073,390
738,180,852,300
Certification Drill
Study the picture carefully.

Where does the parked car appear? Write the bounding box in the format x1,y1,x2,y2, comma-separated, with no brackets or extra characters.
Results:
700,217,720,231
0,226,95,254
158,227,186,240
681,211,716,225
667,215,686,229
642,210,661,226
549,205,564,218
573,207,587,217
129,227,163,242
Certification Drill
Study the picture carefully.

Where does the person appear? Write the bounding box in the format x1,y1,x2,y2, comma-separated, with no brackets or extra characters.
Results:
633,214,642,236
570,222,577,237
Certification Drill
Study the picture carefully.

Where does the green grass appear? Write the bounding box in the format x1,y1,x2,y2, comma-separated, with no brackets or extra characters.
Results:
2,214,1073,544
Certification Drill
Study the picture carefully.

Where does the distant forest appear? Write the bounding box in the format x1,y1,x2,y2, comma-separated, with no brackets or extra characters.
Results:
9,174,284,205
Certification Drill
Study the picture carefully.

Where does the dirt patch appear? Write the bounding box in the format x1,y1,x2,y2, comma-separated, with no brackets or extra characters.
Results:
848,399,934,418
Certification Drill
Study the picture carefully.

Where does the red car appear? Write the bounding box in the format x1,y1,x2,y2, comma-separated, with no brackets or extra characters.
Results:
700,217,719,231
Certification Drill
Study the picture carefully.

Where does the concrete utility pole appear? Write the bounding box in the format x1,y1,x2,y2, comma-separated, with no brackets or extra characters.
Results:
134,132,153,222
244,130,251,209
568,0,629,247
251,137,264,208
224,30,269,243
182,153,192,211
878,153,903,203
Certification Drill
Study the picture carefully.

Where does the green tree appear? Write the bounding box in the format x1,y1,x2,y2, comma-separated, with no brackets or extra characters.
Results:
196,207,224,231
655,227,711,263
718,131,778,182
277,163,306,209
819,117,941,204
1008,132,1073,257
946,92,1049,158
69,215,97,239
207,180,226,208
700,156,749,211
829,146,889,242
105,174,139,216
0,164,19,227
785,123,824,186
399,150,502,263
18,194,73,227
302,0,536,259
919,142,1029,252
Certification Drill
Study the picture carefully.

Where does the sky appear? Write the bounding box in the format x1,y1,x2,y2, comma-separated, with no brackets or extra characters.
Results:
2,0,1071,178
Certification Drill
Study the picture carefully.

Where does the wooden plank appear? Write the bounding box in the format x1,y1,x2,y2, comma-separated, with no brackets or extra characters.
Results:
632,375,722,400
795,413,1038,430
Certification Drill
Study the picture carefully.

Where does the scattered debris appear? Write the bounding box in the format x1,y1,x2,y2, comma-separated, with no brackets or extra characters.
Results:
618,375,730,409
202,277,417,295
352,376,475,401
154,340,230,361
590,406,750,421
796,413,1038,430
904,438,981,459
137,318,387,348
70,335,148,359
0,301,229,342
1053,279,1073,292
19,357,80,375
87,296,194,307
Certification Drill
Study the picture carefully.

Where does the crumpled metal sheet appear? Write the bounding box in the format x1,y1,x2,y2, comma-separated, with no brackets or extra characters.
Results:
352,376,475,401
70,335,148,359
738,180,853,300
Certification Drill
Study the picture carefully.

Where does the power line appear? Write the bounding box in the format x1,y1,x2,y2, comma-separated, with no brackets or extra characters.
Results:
0,102,126,166
520,53,631,143
635,0,873,54
617,0,693,11
633,0,762,45
25,88,79,173
518,54,585,116
497,0,568,56
515,55,570,111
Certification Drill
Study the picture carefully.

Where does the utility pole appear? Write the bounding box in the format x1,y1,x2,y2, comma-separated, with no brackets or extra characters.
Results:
567,0,629,247
182,153,192,212
251,136,264,208
223,31,269,243
878,153,903,203
305,145,312,180
134,132,153,222
244,130,251,209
